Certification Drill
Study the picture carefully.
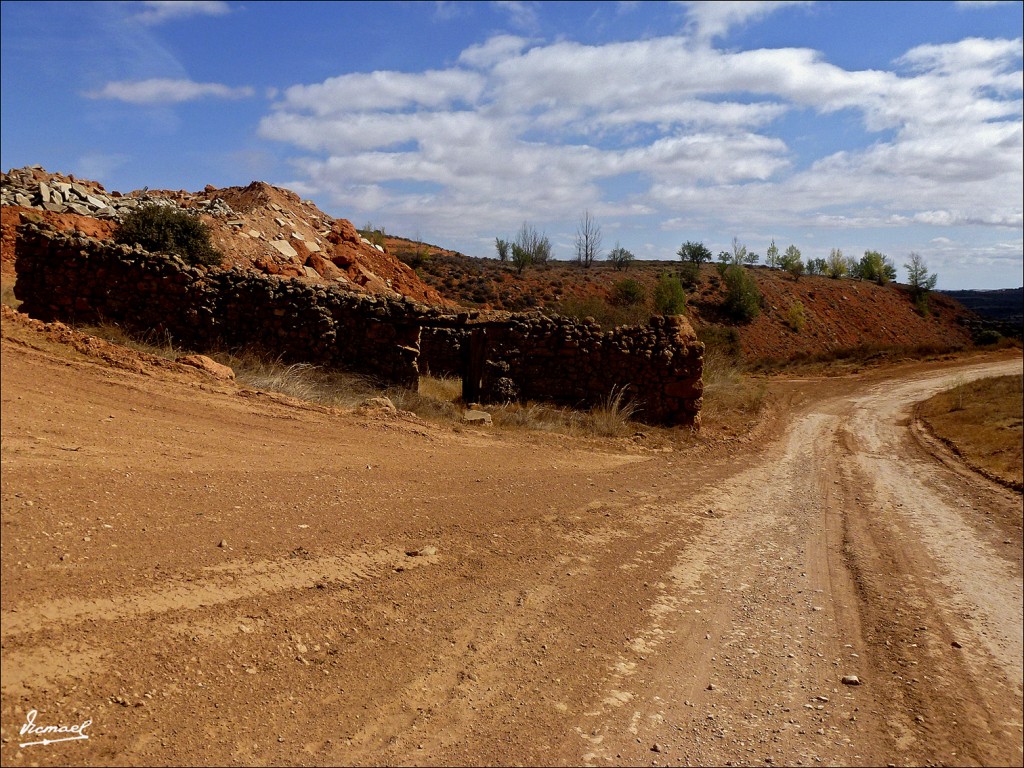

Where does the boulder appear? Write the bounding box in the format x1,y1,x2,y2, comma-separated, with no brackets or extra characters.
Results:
176,354,236,381
462,409,493,426
270,239,299,259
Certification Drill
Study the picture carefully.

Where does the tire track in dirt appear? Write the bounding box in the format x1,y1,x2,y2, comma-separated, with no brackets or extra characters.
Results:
0,548,438,697
1,548,436,637
572,357,1023,767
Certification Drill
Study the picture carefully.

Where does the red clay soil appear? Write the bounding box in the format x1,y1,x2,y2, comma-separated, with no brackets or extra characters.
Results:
1,296,1021,768
399,248,978,364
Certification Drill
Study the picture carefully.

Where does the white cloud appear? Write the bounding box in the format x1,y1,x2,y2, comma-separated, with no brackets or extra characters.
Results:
494,1,541,30
133,1,231,25
458,35,530,68
87,78,254,104
274,70,485,115
678,1,813,42
898,36,1022,78
955,1,1008,8
257,23,1022,264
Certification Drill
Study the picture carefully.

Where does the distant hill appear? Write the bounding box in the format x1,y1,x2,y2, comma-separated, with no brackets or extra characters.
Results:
939,288,1022,339
939,288,1022,320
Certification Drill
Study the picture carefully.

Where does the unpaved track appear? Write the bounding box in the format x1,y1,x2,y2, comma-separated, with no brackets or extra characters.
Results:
1,328,1021,767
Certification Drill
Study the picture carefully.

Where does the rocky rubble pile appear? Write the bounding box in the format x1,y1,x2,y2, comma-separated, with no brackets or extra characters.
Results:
1,165,235,220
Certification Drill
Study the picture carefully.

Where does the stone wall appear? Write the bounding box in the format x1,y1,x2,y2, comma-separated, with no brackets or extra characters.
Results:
421,314,703,426
419,327,465,377
14,223,425,387
14,222,703,426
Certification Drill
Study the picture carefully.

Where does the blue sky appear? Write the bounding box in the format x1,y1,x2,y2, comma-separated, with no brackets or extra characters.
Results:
2,1,1022,289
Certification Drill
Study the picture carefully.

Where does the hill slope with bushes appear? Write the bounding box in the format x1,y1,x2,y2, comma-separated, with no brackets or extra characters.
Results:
386,239,982,365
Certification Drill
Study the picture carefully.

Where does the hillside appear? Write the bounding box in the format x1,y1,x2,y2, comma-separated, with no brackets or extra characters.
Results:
1,166,451,307
386,241,981,365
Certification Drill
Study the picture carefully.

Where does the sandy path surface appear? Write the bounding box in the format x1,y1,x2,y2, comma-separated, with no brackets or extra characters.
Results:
1,322,1021,767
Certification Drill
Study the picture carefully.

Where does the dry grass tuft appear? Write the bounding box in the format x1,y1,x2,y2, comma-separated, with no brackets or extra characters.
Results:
416,375,463,403
79,320,181,360
217,351,382,409
919,374,1023,489
585,385,642,437
488,401,581,432
699,345,766,427
484,386,642,438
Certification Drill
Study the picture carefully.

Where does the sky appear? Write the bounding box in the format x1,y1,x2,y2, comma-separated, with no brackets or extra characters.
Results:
1,1,1022,290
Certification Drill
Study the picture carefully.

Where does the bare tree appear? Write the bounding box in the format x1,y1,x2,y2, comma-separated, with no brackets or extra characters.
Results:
574,210,602,268
731,236,748,266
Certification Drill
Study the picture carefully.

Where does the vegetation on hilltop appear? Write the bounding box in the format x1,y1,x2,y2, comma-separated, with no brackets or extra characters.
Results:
384,231,987,368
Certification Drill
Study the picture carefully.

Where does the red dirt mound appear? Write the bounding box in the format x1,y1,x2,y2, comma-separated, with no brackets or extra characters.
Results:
1,168,452,307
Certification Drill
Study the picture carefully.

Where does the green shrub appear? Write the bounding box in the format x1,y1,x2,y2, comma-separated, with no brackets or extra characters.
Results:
607,243,635,271
826,248,848,279
697,325,742,360
397,245,426,269
495,237,510,262
678,240,712,265
780,245,803,280
611,278,646,307
723,265,761,322
679,261,701,288
786,300,806,332
855,250,897,284
511,221,551,271
554,296,649,327
511,243,532,274
976,329,1003,346
653,274,686,315
115,204,222,267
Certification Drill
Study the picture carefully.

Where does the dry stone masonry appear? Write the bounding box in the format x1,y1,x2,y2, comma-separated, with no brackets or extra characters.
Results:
420,315,703,426
14,223,425,387
14,222,703,427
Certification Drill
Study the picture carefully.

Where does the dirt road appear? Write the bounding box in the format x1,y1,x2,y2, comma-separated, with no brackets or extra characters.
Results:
1,321,1021,767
